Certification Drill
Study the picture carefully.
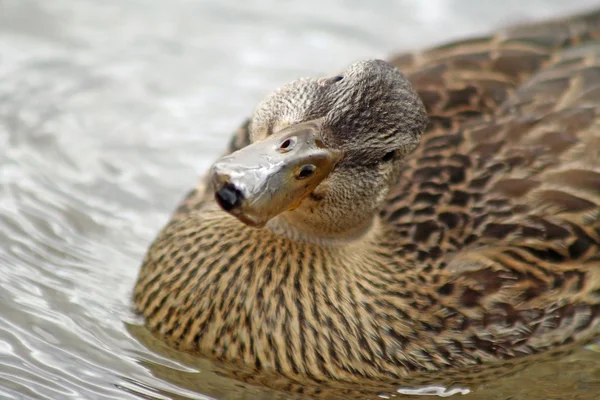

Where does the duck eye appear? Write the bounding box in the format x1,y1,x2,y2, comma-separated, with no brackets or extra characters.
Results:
382,151,395,162
297,165,316,180
330,75,344,83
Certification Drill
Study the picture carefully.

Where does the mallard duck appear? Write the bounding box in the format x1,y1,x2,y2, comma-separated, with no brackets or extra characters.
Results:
134,7,600,394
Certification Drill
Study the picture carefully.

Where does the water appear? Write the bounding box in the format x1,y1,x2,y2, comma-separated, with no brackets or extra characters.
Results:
1,0,599,399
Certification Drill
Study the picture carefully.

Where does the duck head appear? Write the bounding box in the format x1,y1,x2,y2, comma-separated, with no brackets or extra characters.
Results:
211,60,427,237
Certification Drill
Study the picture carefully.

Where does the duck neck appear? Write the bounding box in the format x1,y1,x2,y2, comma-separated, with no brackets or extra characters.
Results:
266,210,380,246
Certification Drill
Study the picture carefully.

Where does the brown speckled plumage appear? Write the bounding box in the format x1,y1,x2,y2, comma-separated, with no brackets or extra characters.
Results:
134,8,600,395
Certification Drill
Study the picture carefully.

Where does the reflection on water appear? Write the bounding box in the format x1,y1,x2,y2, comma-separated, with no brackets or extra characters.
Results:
0,0,599,399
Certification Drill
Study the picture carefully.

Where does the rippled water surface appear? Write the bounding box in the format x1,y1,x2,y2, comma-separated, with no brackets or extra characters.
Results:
1,1,600,399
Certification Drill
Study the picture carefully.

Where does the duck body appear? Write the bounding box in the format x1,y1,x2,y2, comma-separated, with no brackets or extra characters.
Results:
135,8,600,387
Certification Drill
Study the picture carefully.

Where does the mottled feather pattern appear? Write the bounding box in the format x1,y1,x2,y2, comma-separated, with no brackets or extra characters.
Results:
135,8,600,396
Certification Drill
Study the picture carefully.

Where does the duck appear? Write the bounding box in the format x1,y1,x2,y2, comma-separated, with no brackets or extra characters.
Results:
134,7,600,395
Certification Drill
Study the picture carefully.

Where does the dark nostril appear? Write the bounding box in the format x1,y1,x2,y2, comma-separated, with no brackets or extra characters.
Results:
279,136,297,152
215,183,244,211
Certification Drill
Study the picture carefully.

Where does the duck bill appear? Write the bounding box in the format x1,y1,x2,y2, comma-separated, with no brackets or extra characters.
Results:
210,121,342,228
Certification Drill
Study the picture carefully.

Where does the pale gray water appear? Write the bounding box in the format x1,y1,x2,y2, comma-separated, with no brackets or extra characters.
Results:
1,1,599,399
